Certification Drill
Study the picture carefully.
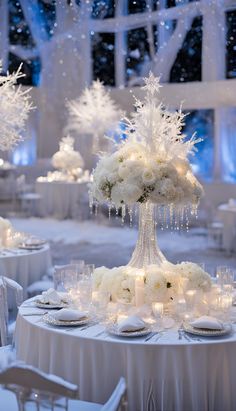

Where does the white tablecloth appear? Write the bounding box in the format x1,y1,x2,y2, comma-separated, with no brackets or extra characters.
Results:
0,246,51,306
217,204,236,251
15,301,236,411
35,181,89,219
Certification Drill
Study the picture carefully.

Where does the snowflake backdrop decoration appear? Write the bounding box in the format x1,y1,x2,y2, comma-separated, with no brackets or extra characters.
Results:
0,63,33,151
66,80,123,151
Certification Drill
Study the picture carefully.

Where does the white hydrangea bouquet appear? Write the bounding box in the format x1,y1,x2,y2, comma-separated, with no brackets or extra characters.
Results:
91,73,211,305
52,135,84,181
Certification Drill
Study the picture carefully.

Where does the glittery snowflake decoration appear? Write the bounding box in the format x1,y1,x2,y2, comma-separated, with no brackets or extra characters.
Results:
66,80,123,151
0,63,33,151
123,72,201,161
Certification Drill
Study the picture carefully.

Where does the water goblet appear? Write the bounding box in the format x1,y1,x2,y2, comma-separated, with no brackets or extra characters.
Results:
78,278,92,310
152,302,164,331
70,259,85,275
84,264,95,279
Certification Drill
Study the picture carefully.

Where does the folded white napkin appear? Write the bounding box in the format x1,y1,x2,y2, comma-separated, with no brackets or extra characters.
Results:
39,288,62,305
117,315,146,332
190,316,223,330
53,308,87,322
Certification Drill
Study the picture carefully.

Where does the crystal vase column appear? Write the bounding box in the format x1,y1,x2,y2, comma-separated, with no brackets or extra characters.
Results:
128,202,166,268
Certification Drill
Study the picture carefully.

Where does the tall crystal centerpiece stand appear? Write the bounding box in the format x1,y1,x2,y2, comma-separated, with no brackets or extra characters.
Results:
128,202,166,268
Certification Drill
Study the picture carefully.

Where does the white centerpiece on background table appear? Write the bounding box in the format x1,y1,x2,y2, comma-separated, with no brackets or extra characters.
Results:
90,72,212,307
38,135,90,183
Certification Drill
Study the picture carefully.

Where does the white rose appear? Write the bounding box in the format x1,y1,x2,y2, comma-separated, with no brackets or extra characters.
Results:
142,168,156,185
122,184,143,205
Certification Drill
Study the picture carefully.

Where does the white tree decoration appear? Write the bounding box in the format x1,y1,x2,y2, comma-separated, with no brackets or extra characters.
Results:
66,80,123,151
0,63,33,151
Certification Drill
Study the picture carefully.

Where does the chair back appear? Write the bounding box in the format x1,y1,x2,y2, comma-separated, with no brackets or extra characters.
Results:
0,282,8,346
102,377,127,411
2,277,23,307
0,363,78,411
0,277,23,346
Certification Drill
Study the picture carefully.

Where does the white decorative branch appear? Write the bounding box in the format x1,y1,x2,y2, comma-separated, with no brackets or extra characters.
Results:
0,64,33,151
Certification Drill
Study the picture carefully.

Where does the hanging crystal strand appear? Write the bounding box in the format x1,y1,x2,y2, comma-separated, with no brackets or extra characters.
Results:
128,206,133,227
169,204,174,231
128,201,166,268
185,206,189,232
121,205,126,225
179,206,184,230
115,207,119,219
95,203,98,216
108,204,112,219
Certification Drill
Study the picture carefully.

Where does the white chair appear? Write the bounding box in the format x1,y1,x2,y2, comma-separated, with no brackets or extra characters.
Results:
0,276,23,347
0,364,127,411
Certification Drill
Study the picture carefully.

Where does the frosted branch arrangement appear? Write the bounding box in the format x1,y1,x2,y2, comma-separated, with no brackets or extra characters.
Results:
0,63,33,151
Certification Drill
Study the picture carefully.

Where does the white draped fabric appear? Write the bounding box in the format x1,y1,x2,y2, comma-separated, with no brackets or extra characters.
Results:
35,181,89,220
217,204,236,251
0,246,51,306
16,303,236,411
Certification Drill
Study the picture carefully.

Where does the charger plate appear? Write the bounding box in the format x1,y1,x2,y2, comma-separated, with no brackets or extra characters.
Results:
34,300,69,309
183,322,232,337
43,313,90,327
107,324,151,338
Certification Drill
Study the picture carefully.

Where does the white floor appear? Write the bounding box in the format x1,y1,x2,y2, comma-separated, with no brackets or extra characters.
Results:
10,217,236,275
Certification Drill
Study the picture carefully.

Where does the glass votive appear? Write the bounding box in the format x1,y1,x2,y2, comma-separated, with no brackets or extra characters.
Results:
185,289,197,309
152,302,164,319
175,298,186,317
219,294,232,311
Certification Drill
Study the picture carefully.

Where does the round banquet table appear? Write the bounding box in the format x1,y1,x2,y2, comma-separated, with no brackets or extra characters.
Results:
0,246,51,307
35,181,89,219
15,301,236,411
217,204,236,251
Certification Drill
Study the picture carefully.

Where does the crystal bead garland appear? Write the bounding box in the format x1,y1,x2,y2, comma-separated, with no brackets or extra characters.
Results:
128,201,166,268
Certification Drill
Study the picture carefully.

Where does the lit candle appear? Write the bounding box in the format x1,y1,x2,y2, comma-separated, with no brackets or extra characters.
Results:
185,289,196,307
135,275,145,307
220,294,232,310
152,302,164,318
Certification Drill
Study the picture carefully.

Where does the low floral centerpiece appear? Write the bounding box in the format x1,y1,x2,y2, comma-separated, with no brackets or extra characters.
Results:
90,73,212,305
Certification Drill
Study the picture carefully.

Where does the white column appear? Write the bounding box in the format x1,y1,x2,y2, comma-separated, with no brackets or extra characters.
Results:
202,0,226,81
115,0,127,87
0,0,9,72
201,0,227,180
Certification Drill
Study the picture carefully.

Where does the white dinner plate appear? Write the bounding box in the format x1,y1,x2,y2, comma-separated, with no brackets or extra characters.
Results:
107,324,151,338
34,300,69,309
183,322,232,337
43,313,90,327
18,244,45,250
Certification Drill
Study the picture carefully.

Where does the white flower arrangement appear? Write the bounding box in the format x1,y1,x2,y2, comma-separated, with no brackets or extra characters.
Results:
93,261,211,304
52,136,84,177
91,142,203,208
175,261,212,292
90,73,203,209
